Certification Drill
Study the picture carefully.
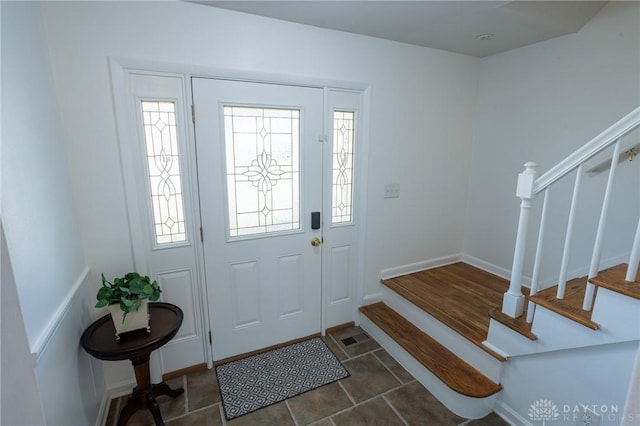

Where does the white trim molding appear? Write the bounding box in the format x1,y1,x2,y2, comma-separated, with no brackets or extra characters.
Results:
494,400,532,426
379,254,461,281
95,379,138,426
362,292,384,305
461,254,532,288
377,253,538,289
31,267,90,361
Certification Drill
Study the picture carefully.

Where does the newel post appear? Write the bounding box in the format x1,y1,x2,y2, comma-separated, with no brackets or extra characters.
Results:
503,162,538,318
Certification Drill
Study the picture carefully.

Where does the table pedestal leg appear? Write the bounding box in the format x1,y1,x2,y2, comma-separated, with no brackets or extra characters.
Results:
117,354,184,426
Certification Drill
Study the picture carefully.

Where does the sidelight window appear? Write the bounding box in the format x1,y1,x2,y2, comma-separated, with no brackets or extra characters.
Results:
140,100,187,245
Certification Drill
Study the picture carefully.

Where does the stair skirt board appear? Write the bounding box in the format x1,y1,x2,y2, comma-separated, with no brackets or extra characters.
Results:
493,400,533,426
359,314,498,420
383,286,503,381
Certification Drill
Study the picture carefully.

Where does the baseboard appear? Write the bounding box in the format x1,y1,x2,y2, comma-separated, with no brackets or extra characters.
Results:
162,363,207,381
96,379,136,426
379,254,461,280
107,379,137,398
378,253,530,286
32,267,90,361
362,292,384,305
481,340,510,359
95,389,111,426
494,400,533,426
461,252,630,292
460,254,533,287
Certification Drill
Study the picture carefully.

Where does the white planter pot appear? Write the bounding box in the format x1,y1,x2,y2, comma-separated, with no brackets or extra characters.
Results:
108,299,151,339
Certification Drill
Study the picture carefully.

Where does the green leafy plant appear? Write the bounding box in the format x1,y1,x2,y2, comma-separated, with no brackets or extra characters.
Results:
95,272,161,320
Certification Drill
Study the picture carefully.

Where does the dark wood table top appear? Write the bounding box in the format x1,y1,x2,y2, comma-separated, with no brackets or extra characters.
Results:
81,302,183,361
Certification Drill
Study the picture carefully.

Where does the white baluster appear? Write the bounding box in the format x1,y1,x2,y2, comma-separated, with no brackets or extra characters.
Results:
583,139,622,310
527,188,550,323
557,164,584,299
504,162,538,318
626,215,640,282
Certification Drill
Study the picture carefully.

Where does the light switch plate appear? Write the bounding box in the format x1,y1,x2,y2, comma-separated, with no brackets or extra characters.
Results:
384,183,400,198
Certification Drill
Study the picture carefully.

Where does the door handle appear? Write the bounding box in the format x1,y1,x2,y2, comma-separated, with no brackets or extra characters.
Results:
311,237,322,247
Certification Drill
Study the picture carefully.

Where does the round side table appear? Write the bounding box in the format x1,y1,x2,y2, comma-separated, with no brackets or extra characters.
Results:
81,302,184,426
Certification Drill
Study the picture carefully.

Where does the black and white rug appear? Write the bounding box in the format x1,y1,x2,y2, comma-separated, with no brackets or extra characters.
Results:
216,337,351,420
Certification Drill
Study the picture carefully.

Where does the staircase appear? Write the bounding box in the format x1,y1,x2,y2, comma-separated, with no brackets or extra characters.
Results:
358,107,640,423
359,262,507,419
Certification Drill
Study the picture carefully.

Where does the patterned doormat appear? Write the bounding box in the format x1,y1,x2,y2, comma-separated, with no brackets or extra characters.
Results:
216,337,350,420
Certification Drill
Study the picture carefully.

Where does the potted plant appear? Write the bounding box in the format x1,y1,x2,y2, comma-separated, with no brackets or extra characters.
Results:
95,272,162,339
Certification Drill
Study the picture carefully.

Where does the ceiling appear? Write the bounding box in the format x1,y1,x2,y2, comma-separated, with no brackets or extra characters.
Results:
190,1,607,57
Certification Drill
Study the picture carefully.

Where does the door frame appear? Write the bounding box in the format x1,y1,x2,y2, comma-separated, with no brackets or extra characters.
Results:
110,57,371,369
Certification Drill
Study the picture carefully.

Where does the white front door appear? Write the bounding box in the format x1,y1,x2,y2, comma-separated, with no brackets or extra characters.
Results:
193,78,324,360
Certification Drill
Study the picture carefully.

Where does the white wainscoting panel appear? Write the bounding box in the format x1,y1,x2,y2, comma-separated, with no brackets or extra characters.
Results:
34,269,106,426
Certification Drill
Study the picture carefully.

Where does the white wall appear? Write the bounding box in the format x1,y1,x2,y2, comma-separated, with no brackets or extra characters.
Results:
39,1,479,385
1,224,45,426
1,2,104,425
497,341,639,426
464,1,640,284
1,0,87,350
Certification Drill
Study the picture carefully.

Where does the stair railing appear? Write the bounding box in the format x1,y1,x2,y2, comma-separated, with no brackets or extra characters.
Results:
503,106,640,319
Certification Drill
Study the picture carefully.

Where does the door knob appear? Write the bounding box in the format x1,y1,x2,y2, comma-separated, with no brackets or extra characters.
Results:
311,237,322,247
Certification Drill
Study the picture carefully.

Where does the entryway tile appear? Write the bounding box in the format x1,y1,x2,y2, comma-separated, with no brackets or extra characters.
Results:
373,349,414,384
186,368,221,411
463,412,509,425
384,381,464,425
331,396,405,426
308,419,333,426
340,353,401,403
112,378,187,426
226,401,294,426
286,381,353,425
104,332,506,426
321,335,348,361
165,405,222,426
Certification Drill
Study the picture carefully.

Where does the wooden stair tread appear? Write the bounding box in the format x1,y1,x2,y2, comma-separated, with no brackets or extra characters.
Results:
360,302,502,398
381,262,510,361
489,308,537,341
529,277,599,330
590,263,640,300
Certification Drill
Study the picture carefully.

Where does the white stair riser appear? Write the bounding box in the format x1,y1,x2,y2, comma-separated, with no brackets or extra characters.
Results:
591,287,640,340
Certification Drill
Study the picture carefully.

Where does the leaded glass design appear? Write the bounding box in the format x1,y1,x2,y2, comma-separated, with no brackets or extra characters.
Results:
332,111,355,224
224,106,300,237
141,101,187,245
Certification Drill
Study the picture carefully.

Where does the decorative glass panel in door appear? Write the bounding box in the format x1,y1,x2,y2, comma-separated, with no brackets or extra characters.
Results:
223,106,300,237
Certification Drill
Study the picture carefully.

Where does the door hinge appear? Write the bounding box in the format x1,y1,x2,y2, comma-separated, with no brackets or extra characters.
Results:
200,226,204,242
191,104,196,123
208,330,212,345
318,134,328,143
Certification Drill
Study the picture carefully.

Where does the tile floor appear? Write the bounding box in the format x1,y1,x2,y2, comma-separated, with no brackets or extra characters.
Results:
105,327,508,426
